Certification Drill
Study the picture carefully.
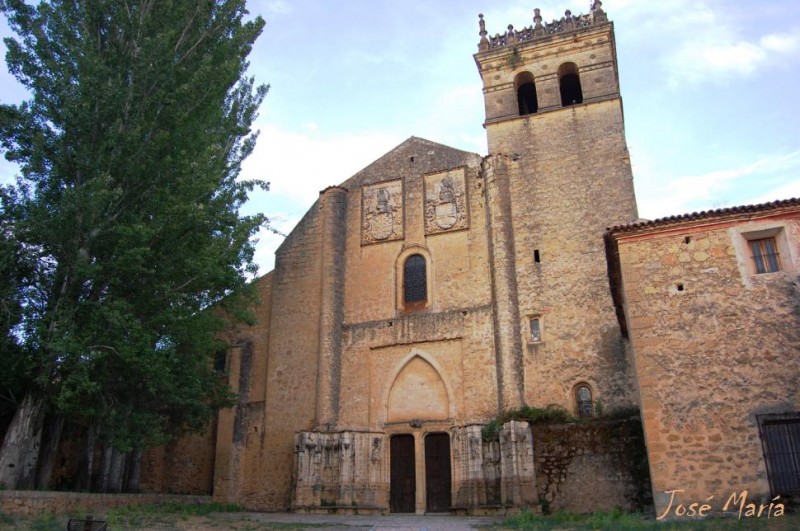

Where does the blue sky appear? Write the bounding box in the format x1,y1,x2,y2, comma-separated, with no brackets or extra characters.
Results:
2,1,799,274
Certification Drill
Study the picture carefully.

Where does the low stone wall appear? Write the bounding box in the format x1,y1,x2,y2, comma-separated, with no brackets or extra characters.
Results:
533,417,651,514
0,490,211,517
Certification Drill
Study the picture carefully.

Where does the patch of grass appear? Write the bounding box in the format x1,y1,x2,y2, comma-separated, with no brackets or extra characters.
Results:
27,513,62,531
503,508,800,530
106,501,242,526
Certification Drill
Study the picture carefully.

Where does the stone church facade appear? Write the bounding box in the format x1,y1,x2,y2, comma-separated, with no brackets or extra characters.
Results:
158,1,799,517
206,2,642,513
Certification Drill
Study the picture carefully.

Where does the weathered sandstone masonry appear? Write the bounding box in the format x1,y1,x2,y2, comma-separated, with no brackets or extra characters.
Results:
199,2,650,514
606,200,800,518
205,2,653,514
483,154,524,411
316,186,348,429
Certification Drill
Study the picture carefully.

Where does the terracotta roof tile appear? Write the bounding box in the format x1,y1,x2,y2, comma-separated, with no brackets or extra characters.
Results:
607,197,800,234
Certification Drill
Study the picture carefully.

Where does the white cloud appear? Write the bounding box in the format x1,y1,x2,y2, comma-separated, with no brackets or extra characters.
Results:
663,16,800,85
761,33,799,54
752,180,800,205
249,213,301,274
665,34,796,84
241,123,405,206
637,150,800,219
604,0,800,86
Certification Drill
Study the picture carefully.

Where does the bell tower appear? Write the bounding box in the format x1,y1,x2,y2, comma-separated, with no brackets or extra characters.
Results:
475,2,640,413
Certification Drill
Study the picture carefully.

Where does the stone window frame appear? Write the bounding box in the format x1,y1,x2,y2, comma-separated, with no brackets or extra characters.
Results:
572,382,595,419
732,223,793,280
525,314,543,344
396,245,434,313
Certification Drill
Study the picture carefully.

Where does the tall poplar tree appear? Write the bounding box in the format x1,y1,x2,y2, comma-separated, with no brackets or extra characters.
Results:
0,0,268,490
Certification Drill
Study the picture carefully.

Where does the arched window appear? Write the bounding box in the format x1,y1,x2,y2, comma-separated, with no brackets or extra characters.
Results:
514,71,538,115
558,62,583,107
575,384,594,418
403,254,427,304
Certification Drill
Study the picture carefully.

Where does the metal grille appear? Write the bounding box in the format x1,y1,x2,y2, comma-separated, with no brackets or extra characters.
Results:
759,414,800,496
403,254,427,303
750,238,780,274
67,517,108,531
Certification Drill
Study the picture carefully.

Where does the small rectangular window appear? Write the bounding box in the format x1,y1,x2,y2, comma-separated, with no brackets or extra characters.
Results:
750,237,780,274
530,318,541,342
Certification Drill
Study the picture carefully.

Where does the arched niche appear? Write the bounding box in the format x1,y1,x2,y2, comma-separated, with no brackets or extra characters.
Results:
384,351,454,423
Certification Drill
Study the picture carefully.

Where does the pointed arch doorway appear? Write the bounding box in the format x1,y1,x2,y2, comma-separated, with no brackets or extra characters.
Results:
385,351,455,513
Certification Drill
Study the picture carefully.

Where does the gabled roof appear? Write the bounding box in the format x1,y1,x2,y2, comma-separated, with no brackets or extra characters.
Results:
339,136,482,190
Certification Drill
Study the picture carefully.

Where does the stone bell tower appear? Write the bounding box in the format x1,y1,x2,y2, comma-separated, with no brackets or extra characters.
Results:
475,2,640,413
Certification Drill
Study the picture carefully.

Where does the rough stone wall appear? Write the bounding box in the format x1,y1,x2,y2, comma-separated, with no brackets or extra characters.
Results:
476,20,639,416
0,491,209,516
140,427,216,495
613,211,800,516
246,202,328,510
211,272,273,506
507,100,638,414
533,418,651,513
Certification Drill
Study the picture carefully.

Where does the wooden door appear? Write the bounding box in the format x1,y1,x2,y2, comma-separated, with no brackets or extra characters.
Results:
390,434,416,513
425,433,452,512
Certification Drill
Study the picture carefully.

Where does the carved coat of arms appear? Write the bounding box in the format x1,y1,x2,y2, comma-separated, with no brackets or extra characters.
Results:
362,180,403,244
424,169,469,235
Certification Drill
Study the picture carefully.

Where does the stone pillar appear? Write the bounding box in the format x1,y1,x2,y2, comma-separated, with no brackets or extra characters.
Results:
315,186,348,429
293,431,322,507
499,420,537,508
213,344,244,503
451,425,489,508
483,155,524,411
338,431,355,506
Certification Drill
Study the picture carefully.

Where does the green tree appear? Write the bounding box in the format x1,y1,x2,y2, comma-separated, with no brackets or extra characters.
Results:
0,0,268,490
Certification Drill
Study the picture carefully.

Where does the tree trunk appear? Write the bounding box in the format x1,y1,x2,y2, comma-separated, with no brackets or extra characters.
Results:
35,415,65,489
107,448,125,493
0,393,47,489
125,449,142,493
75,423,99,491
98,444,113,492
